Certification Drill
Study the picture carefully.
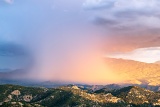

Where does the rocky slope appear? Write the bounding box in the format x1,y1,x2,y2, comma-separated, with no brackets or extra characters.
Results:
1,84,160,107
106,58,160,85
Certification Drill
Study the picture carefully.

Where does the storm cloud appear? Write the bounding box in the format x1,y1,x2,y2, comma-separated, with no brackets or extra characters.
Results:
0,0,108,83
1,0,160,84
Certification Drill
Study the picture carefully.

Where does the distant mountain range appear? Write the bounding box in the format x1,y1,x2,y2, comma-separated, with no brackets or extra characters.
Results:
0,84,160,107
105,58,160,86
1,57,160,86
1,79,160,92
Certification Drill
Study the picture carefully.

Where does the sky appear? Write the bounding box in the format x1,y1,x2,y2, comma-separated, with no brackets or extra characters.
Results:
1,0,160,84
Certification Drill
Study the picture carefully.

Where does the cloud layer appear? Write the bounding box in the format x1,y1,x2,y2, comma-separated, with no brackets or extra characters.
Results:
107,47,160,63
83,0,160,33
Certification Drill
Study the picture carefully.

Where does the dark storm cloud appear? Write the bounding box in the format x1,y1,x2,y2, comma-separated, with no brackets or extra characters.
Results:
0,0,108,82
0,43,29,56
0,42,34,75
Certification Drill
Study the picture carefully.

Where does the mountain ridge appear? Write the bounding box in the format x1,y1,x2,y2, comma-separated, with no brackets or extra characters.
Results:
0,84,160,107
106,57,160,86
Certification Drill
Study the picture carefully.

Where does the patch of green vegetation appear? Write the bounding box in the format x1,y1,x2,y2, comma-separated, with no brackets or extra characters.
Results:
0,84,160,107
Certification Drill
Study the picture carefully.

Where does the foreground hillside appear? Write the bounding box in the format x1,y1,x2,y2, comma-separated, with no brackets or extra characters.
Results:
0,85,160,107
106,58,160,85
